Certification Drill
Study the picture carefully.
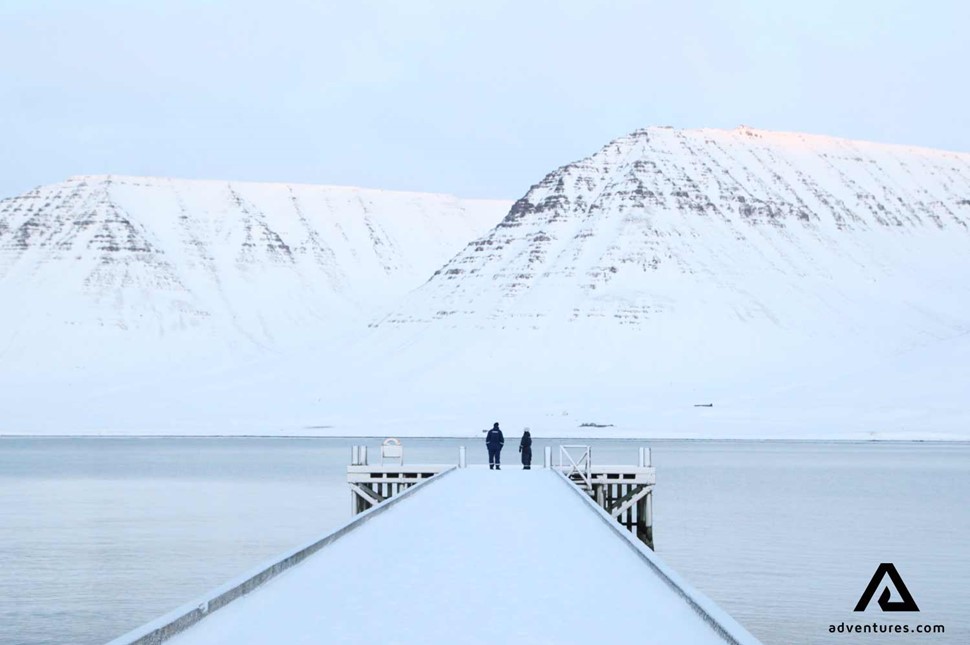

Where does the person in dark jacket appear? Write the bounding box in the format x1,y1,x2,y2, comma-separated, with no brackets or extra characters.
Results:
485,422,504,470
519,428,532,469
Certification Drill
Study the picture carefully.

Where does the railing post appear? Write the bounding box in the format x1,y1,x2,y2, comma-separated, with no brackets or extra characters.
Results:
544,446,551,469
350,446,358,514
459,446,466,468
645,489,654,549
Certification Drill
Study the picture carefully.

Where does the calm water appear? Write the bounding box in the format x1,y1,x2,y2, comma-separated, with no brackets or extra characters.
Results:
0,438,967,645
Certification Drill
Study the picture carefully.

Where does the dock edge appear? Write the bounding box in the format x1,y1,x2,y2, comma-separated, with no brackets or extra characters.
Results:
553,469,762,645
105,466,458,645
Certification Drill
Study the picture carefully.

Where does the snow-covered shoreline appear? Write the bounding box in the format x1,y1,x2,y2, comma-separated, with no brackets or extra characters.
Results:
3,430,968,442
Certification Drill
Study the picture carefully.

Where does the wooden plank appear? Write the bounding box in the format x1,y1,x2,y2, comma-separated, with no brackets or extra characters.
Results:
609,485,652,520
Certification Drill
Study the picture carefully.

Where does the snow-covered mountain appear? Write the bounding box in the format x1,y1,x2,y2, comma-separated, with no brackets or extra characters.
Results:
382,125,970,327
3,127,970,438
0,175,510,374
320,126,970,437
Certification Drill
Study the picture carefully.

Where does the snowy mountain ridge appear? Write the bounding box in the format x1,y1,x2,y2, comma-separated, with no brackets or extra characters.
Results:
323,126,970,438
381,125,970,326
0,174,510,372
2,126,969,438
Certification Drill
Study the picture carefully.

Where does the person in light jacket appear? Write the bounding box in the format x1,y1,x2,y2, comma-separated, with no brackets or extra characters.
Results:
519,428,533,470
485,422,504,470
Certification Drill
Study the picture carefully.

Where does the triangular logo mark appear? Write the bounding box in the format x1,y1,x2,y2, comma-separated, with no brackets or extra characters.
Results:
854,563,919,612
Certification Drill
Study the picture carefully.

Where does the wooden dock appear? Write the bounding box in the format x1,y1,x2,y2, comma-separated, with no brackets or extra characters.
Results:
107,441,760,645
350,442,656,548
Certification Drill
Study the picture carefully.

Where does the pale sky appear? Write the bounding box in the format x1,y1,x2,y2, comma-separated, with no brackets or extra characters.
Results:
1,0,968,200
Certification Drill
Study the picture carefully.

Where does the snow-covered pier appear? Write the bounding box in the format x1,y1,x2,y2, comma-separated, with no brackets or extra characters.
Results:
350,442,657,548
109,445,760,645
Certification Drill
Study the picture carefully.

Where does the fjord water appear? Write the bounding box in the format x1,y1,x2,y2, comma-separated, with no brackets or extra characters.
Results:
0,438,967,645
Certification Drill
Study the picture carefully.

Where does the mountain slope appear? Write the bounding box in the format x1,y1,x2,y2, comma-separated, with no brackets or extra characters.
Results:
3,127,970,438
312,126,970,437
381,126,970,327
0,175,510,374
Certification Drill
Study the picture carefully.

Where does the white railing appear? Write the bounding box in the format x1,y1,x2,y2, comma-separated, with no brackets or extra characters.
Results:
559,444,592,490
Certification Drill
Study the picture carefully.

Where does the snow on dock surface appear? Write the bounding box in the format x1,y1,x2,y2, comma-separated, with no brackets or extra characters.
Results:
165,468,758,644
